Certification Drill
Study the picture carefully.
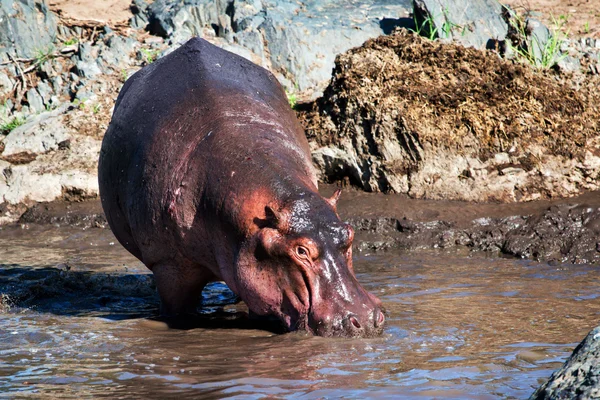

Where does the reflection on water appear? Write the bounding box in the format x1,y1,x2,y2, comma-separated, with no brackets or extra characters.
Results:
1,224,599,398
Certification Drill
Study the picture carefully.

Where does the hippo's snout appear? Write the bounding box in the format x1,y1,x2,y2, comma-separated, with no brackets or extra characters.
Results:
310,306,386,338
343,308,386,337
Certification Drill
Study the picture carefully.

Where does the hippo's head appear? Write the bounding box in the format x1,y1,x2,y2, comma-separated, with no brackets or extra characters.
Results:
235,190,385,337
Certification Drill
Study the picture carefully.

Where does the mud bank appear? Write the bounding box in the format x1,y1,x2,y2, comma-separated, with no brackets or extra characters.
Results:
301,30,600,202
9,187,600,265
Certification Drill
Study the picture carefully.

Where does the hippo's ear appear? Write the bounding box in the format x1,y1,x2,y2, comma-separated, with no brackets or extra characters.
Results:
326,189,342,210
264,205,281,228
254,205,289,231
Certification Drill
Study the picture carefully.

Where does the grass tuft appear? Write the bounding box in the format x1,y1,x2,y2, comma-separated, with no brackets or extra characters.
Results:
507,11,568,69
0,116,26,135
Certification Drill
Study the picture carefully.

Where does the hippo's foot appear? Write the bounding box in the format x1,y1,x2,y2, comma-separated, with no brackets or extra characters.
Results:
151,260,215,317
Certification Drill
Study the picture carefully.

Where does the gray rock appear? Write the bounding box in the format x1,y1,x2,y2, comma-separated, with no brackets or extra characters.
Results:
0,0,58,59
232,0,263,31
130,0,151,30
35,81,53,106
413,0,508,49
556,55,581,73
1,104,69,156
99,35,138,71
57,25,76,39
530,326,600,399
3,98,13,111
25,88,43,113
0,68,15,98
74,43,102,78
143,0,411,99
49,75,64,95
0,135,100,205
74,60,102,79
147,0,221,40
526,18,551,65
234,29,267,65
260,0,411,96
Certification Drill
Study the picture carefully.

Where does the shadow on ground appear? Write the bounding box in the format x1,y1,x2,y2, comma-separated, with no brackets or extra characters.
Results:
0,264,285,332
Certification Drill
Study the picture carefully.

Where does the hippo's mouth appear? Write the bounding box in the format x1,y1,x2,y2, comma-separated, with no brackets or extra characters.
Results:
279,268,314,333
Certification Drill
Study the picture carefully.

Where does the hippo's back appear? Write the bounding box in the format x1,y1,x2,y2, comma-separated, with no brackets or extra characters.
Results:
98,38,311,263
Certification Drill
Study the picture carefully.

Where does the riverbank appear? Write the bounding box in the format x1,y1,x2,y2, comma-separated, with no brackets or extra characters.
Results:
5,186,599,265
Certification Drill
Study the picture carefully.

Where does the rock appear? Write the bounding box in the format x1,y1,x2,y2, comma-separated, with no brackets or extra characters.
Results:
259,0,411,97
556,55,581,73
147,0,221,40
525,18,551,65
0,68,15,98
98,35,138,71
0,105,69,157
74,42,102,78
0,134,100,204
130,0,150,30
0,0,58,59
413,0,508,49
142,0,411,98
530,326,600,399
35,81,54,106
232,0,262,31
25,88,44,113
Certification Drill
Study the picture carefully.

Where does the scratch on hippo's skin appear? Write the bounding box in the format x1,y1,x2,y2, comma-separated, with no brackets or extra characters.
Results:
323,252,352,303
167,186,183,220
224,109,309,163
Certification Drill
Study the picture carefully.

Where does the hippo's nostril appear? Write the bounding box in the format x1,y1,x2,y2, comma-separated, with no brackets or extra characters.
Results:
374,309,385,328
349,315,361,329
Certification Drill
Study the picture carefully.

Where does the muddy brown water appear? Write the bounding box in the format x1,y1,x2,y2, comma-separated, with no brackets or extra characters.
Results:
2,194,600,398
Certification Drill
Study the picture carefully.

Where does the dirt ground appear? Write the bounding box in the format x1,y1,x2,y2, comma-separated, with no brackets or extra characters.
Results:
47,0,133,26
503,0,600,38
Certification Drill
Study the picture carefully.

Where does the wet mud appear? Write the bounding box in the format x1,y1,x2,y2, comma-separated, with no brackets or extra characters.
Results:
336,188,600,264
11,186,600,264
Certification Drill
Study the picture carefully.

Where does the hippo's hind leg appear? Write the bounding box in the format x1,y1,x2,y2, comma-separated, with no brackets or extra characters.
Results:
151,260,215,316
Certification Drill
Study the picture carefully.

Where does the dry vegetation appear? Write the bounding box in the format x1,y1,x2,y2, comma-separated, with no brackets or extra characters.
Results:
302,30,600,165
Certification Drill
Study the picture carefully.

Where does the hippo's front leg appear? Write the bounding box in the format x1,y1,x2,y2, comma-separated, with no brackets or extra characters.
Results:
151,260,215,316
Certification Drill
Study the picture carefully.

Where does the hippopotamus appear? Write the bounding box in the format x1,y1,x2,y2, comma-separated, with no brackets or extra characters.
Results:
98,37,385,337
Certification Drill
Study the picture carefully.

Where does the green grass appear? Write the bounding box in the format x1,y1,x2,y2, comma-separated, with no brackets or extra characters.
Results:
583,21,590,34
120,68,129,82
507,12,568,69
140,48,161,64
286,84,299,109
34,45,55,67
63,37,79,46
412,12,438,40
287,91,297,109
0,116,26,135
412,7,462,40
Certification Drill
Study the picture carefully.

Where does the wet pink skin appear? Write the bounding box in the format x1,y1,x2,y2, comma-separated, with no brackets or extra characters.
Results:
98,37,385,337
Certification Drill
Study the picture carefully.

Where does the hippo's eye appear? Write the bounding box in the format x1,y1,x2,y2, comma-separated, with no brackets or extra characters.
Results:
296,246,309,259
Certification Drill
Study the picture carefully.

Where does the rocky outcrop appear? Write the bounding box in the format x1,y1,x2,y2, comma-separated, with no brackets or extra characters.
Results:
0,0,600,221
530,326,600,399
301,30,600,202
136,0,412,98
0,0,58,60
413,0,507,49
0,106,100,205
